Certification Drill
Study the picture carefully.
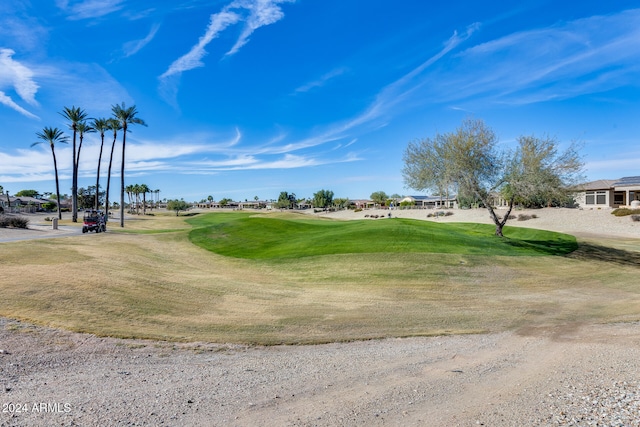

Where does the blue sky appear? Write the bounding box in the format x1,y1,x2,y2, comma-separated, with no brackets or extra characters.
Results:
1,1,639,202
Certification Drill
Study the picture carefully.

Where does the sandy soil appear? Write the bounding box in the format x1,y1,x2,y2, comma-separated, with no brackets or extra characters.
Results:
316,206,640,239
1,208,640,426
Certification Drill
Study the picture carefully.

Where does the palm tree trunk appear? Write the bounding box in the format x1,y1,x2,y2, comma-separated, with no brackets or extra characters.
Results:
52,148,62,220
74,134,84,217
95,134,105,211
119,129,127,227
72,131,78,222
105,136,116,222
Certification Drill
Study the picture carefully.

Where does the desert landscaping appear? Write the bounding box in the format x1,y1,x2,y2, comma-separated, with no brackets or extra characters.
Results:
1,207,639,426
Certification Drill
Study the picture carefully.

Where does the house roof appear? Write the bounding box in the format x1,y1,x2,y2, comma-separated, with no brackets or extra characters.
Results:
6,196,51,204
577,179,618,191
613,176,640,187
404,195,457,201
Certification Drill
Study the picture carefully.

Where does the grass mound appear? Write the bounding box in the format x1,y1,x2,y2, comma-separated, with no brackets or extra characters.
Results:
187,213,577,259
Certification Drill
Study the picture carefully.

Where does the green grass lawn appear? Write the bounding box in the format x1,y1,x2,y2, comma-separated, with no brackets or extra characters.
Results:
1,211,637,345
187,212,578,259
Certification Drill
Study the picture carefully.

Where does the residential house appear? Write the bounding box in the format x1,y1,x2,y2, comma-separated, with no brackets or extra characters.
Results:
399,195,457,209
0,196,53,213
575,176,640,208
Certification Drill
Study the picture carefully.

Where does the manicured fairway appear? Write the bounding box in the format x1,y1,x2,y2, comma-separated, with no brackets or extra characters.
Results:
187,212,578,259
1,211,638,344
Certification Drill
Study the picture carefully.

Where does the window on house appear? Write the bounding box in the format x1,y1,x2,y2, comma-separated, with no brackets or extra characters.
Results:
585,191,594,204
596,191,606,204
614,193,624,204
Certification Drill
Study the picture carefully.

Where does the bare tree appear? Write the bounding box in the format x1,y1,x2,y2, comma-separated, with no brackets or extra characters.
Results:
403,118,583,237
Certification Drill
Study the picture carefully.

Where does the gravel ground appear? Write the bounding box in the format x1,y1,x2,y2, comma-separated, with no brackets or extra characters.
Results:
1,208,640,426
1,320,640,426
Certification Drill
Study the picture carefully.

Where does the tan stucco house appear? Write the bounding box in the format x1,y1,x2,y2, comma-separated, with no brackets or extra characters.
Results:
399,195,457,208
575,176,640,208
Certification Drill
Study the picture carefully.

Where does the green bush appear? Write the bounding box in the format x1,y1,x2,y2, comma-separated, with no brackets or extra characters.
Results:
0,216,29,228
611,208,640,217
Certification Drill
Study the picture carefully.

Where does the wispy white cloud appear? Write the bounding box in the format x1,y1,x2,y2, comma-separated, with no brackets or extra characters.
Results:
211,24,479,158
317,24,480,138
0,15,48,52
433,8,640,105
122,23,161,58
294,67,348,93
57,0,125,20
34,61,130,113
4,123,359,183
0,92,38,119
0,48,39,118
159,0,294,102
224,0,295,56
160,11,240,80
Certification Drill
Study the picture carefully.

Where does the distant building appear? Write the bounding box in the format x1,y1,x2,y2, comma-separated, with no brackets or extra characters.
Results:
575,176,640,208
0,196,53,213
399,195,457,209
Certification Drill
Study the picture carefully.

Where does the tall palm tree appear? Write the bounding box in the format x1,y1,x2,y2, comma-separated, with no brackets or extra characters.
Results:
31,127,68,220
139,183,150,215
112,103,147,227
104,118,122,222
125,184,134,212
60,106,88,222
75,121,94,212
75,121,94,167
92,118,110,211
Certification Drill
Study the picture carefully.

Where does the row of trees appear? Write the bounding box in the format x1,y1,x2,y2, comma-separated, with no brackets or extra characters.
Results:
31,103,146,227
403,118,584,236
125,184,162,215
274,189,348,210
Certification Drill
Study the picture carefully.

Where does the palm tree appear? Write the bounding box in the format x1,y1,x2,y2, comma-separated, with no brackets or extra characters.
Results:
75,121,94,167
92,118,110,211
139,183,151,215
132,184,141,214
104,118,122,222
112,103,147,227
60,106,88,222
31,127,68,220
75,121,94,213
125,184,135,212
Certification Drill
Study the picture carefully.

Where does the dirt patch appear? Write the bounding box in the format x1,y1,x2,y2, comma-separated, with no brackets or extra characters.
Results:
2,319,640,426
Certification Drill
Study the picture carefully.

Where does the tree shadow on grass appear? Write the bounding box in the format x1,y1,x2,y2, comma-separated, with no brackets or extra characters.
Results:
503,238,579,256
565,242,640,267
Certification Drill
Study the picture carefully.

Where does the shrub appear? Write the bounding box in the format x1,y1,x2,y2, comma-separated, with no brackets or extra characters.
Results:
444,211,454,216
612,208,640,217
517,214,532,221
631,215,640,222
0,216,29,228
495,214,517,221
